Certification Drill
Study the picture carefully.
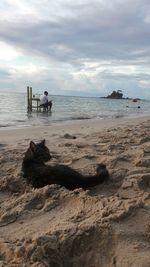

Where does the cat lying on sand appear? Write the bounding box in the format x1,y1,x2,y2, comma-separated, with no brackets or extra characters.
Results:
22,139,109,190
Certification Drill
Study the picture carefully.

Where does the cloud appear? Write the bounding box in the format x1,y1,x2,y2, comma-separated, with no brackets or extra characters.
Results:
0,41,22,60
1,0,150,62
139,80,150,89
0,0,150,97
0,68,11,79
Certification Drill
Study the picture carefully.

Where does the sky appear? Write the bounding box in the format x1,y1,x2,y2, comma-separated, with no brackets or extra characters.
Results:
0,0,150,98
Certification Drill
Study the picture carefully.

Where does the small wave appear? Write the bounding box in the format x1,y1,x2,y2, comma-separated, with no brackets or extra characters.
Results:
70,116,92,120
0,124,13,128
15,120,27,123
114,114,125,119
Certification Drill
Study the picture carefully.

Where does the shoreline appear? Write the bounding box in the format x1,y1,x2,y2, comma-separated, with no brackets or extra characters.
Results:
0,115,149,143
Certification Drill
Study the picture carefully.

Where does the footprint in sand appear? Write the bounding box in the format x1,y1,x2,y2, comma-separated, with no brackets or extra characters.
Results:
138,174,150,193
23,196,45,211
136,158,150,168
0,211,19,227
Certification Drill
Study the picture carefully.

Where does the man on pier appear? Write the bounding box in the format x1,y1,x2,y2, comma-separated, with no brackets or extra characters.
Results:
40,91,52,111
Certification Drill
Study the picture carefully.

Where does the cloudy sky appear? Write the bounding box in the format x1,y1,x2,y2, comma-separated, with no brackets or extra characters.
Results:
0,0,150,98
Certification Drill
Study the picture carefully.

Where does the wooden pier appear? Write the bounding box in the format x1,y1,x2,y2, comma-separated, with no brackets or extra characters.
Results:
27,86,47,112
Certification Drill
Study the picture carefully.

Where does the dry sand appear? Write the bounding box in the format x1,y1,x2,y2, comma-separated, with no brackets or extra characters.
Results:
0,117,150,267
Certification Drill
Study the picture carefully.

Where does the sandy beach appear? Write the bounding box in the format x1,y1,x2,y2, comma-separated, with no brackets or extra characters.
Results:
0,116,150,267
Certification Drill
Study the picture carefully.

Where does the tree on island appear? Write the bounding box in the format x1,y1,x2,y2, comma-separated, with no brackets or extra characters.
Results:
106,90,123,99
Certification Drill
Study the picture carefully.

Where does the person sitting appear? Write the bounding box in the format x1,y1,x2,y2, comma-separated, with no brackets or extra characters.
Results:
39,91,52,111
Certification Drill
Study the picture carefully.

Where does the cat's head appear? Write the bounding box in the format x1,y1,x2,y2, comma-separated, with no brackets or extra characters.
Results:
25,139,52,163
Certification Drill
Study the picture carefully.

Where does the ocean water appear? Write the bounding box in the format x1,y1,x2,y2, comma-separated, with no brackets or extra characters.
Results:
0,92,150,129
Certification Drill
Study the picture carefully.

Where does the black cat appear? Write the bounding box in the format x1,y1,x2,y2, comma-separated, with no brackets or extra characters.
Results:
22,140,109,190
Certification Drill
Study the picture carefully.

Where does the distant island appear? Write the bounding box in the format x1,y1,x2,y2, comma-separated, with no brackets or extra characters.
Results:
101,90,140,101
106,90,123,99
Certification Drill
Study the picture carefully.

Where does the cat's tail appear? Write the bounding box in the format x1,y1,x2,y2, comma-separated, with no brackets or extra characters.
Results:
79,163,109,189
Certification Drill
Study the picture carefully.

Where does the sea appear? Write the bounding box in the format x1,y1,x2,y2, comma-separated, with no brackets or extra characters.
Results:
0,91,150,129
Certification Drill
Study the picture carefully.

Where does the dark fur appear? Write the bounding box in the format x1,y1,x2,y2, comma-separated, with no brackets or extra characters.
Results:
22,140,109,190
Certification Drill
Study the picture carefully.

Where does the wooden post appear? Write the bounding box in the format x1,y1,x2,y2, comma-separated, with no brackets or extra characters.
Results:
27,86,44,112
27,86,30,111
27,86,33,112
29,87,32,111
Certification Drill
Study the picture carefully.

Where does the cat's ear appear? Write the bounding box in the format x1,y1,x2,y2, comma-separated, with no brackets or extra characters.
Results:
41,139,45,145
30,141,35,150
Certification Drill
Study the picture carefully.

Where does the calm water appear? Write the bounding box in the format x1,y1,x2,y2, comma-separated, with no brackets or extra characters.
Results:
0,92,150,129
